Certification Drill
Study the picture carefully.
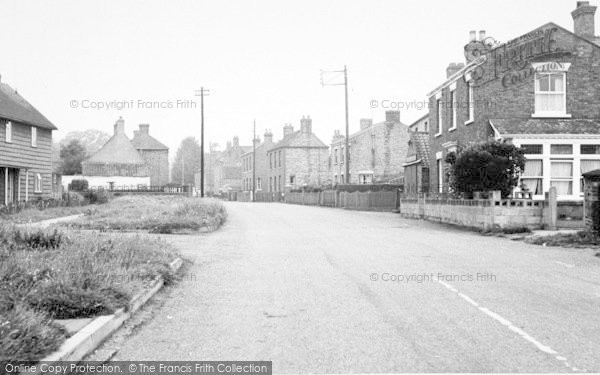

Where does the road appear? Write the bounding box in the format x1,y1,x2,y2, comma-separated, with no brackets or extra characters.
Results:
110,202,600,373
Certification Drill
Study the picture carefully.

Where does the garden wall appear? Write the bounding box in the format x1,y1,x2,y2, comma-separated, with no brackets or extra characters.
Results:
399,196,547,230
284,190,398,211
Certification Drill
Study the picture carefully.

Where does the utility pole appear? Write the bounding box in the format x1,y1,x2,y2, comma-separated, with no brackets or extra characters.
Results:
321,65,350,183
195,87,210,197
252,120,256,202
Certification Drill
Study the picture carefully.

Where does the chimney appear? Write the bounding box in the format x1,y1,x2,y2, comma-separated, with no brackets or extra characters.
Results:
233,136,239,148
385,110,401,123
283,123,294,137
332,130,344,143
139,124,150,135
253,136,261,146
572,1,597,39
469,30,477,42
264,129,273,144
446,62,465,78
133,130,140,138
360,118,373,130
479,30,486,41
114,116,125,135
300,115,312,134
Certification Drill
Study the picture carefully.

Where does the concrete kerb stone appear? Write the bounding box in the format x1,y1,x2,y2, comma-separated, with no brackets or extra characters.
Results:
38,256,184,364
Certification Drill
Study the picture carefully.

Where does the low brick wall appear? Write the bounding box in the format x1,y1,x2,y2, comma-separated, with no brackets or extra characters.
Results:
400,197,546,230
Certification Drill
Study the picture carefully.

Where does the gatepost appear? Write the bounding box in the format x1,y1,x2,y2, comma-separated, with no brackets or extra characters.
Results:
545,186,557,230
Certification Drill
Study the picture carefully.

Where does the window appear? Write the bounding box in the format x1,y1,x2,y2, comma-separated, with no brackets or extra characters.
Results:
436,99,443,135
34,173,42,193
257,178,262,191
334,148,339,164
290,175,295,184
450,90,457,130
278,175,282,191
5,121,12,143
521,159,543,195
341,147,345,164
31,127,37,147
334,175,338,184
581,145,600,155
466,81,474,123
424,121,428,133
534,73,566,116
269,177,272,192
437,158,443,193
550,144,572,155
550,160,573,195
278,151,282,167
521,144,543,154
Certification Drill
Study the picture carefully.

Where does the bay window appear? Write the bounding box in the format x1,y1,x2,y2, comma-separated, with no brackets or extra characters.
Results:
521,160,543,195
550,160,573,195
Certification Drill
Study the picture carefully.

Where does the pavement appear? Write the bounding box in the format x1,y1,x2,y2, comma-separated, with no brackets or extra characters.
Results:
108,202,600,373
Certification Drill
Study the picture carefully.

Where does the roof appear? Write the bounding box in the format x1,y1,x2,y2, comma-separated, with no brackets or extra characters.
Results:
490,118,600,136
241,141,274,157
84,132,146,164
269,131,328,151
131,132,168,150
408,113,429,128
0,82,57,130
405,132,430,167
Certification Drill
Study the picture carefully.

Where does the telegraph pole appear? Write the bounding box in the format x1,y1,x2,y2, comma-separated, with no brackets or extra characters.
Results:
321,65,350,183
195,87,210,197
252,120,256,202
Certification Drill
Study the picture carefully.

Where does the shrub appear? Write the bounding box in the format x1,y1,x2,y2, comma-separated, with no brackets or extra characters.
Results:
446,141,526,198
83,189,110,204
68,179,88,192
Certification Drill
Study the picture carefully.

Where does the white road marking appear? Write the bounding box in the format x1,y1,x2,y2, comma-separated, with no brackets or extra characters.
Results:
434,279,582,372
554,261,575,268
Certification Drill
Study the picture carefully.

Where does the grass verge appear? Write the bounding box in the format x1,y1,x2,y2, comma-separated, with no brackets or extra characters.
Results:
525,230,600,248
65,195,227,233
0,224,178,361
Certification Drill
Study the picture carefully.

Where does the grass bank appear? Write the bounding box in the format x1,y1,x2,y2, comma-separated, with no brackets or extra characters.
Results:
525,230,600,248
66,195,227,233
0,225,178,361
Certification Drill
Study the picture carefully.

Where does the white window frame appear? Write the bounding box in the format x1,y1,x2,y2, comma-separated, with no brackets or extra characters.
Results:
449,89,457,131
436,98,443,136
5,121,12,143
465,81,474,125
34,173,42,193
533,72,569,118
436,152,443,193
31,126,37,147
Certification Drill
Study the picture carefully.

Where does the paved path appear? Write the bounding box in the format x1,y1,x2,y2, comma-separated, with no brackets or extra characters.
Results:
111,203,600,373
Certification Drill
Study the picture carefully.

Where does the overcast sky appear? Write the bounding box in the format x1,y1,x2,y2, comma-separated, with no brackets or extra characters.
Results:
0,0,581,158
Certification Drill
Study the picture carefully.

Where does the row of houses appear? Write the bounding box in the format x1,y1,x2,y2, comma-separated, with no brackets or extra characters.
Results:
210,1,600,202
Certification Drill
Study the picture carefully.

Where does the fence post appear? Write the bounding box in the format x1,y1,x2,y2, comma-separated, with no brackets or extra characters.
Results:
545,186,558,230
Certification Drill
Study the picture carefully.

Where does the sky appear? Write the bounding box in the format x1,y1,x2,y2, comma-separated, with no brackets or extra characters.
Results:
0,0,582,159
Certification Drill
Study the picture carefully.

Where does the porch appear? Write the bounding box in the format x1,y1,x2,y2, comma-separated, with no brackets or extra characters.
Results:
0,167,32,206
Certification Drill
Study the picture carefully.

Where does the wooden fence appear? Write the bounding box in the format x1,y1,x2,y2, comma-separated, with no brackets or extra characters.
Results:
284,190,399,211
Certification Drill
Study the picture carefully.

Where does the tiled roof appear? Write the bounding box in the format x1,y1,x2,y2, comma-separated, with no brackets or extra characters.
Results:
269,131,328,150
131,132,168,150
407,132,430,167
84,132,146,164
0,82,56,130
490,118,600,136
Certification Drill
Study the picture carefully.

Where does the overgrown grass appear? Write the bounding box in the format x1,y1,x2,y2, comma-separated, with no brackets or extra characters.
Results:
0,224,179,361
66,195,227,233
480,225,532,236
525,230,600,248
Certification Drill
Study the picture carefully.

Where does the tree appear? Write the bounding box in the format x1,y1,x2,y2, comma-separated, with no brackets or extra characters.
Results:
60,139,87,175
171,137,202,185
446,141,526,198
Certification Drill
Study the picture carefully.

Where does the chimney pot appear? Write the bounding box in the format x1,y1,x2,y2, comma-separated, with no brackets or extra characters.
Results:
139,124,150,135
446,62,465,78
300,116,312,134
114,117,125,136
469,30,477,42
479,30,486,41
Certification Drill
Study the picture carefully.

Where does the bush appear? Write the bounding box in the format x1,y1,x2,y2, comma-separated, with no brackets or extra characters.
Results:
446,141,526,198
83,189,110,204
69,179,89,192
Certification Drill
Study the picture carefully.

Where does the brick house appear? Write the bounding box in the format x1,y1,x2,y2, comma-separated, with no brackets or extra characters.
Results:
0,79,57,204
241,130,275,192
213,136,251,192
427,1,600,200
267,116,329,192
131,124,169,186
78,117,150,188
403,114,430,193
330,110,410,185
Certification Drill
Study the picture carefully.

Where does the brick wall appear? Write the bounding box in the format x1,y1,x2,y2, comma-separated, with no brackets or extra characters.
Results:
285,147,329,188
138,149,168,185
